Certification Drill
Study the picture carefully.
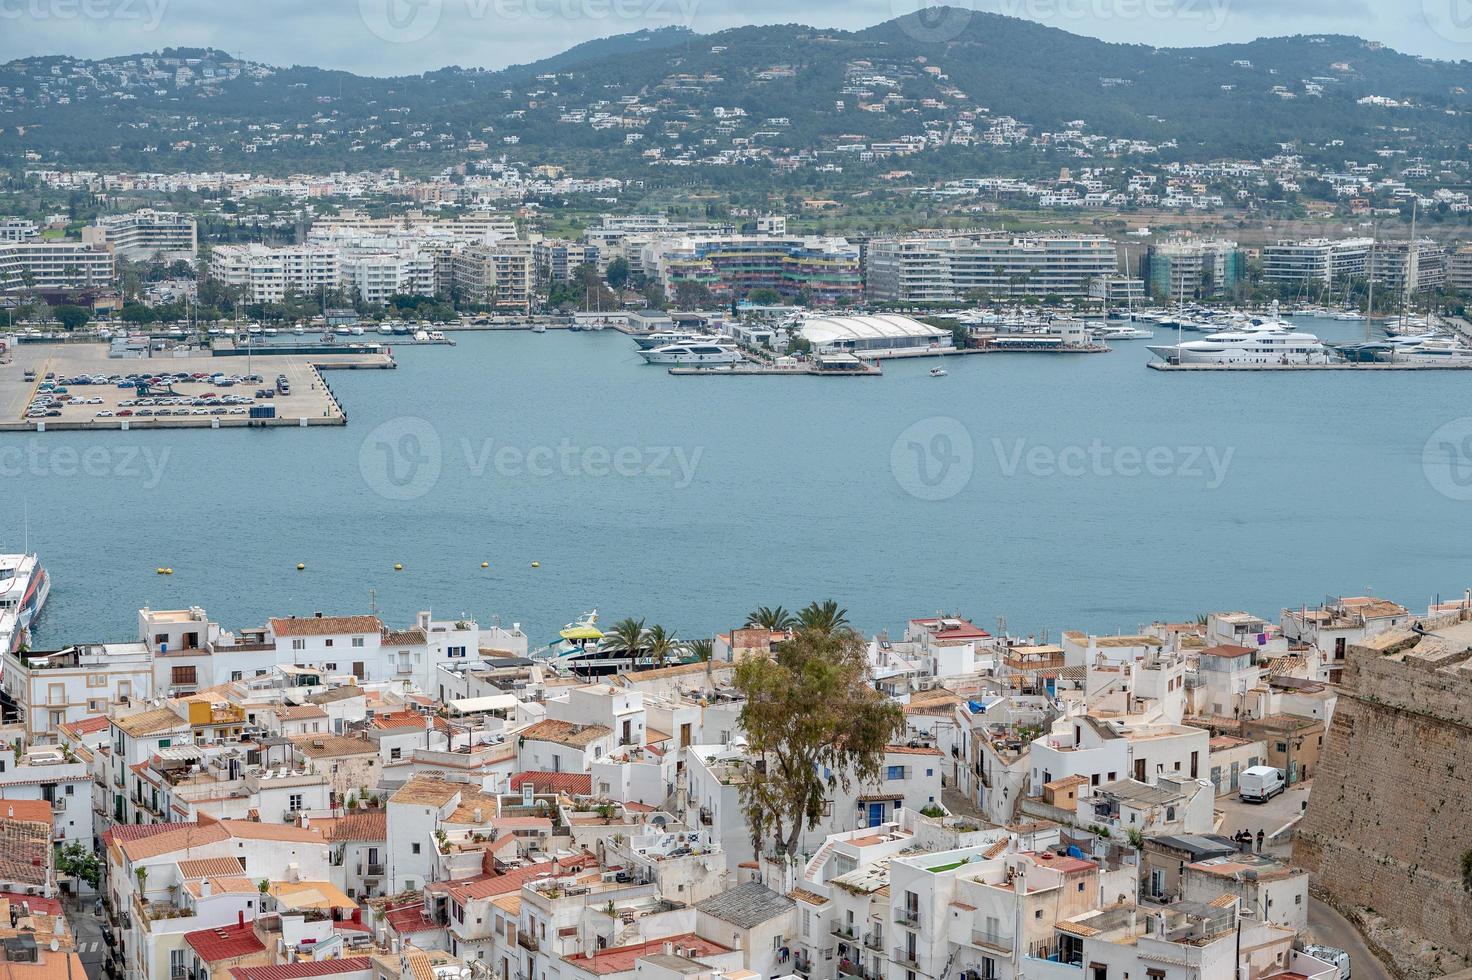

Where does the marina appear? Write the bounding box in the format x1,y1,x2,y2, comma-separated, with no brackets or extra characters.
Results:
9,323,1472,648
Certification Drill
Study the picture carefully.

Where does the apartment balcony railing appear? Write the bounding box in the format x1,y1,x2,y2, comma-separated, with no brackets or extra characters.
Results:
830,923,856,940
893,907,920,929
971,927,1013,951
893,947,921,970
517,932,539,952
862,932,882,951
364,863,385,877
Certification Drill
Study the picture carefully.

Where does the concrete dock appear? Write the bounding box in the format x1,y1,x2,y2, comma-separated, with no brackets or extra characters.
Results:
1148,360,1472,372
0,343,394,431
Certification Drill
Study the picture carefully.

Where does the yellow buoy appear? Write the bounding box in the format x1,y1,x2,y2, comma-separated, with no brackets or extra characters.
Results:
531,561,540,568
296,563,305,571
165,568,173,575
481,562,489,569
394,563,403,571
156,567,167,575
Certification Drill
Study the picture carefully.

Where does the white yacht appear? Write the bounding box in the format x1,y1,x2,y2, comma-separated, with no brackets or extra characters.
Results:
633,330,709,350
639,342,744,366
0,553,49,637
1383,335,1472,363
1094,324,1154,341
1149,325,1331,365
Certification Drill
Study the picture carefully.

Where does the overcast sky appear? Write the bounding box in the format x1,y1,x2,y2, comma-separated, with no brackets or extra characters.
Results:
3,0,1469,75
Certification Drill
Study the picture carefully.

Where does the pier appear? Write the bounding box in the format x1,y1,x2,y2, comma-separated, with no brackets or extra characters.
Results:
0,343,394,431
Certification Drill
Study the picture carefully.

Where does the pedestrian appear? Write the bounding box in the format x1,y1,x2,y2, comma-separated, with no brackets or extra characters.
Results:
1256,828,1265,853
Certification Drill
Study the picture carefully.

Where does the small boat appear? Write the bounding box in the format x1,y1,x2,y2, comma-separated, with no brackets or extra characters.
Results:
292,325,306,336
350,326,365,336
929,367,948,378
378,325,394,335
414,330,430,342
429,330,446,341
531,323,548,334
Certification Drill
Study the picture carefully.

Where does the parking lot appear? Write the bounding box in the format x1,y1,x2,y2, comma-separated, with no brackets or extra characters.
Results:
0,343,383,430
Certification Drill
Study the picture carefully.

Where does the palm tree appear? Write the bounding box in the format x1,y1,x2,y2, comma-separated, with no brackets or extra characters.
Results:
797,599,850,637
686,638,714,663
746,605,796,630
608,617,648,656
645,624,677,669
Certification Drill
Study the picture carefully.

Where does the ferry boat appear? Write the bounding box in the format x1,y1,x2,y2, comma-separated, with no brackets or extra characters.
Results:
0,553,50,638
640,343,744,366
1149,326,1332,365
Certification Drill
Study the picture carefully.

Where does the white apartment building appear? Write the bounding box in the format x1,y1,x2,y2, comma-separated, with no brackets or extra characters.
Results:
208,243,341,303
0,218,39,242
0,240,114,294
83,209,198,262
342,251,436,304
450,239,534,310
865,234,1119,303
1260,237,1373,286
2,640,154,737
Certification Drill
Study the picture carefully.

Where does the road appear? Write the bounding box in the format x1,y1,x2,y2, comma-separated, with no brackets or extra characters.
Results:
1215,780,1312,857
1308,897,1392,980
64,894,106,980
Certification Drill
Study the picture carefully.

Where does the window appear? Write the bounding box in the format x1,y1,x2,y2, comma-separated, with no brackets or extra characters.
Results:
886,765,905,780
230,671,243,682
87,673,106,688
412,843,421,854
292,639,306,651
171,665,197,686
288,794,303,812
390,747,402,760
324,663,337,672
87,698,107,713
324,638,334,647
351,637,364,648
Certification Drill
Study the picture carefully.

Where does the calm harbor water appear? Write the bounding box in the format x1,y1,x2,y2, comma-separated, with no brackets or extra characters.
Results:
17,317,1472,647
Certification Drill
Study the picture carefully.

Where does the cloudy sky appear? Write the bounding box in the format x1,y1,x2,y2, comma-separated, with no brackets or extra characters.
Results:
3,0,1469,75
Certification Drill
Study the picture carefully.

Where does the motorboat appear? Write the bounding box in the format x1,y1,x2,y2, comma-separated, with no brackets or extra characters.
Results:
639,343,744,366
929,367,948,377
1094,324,1155,341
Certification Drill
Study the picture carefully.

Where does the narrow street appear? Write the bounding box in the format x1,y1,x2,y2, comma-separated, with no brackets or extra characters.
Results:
1308,897,1391,980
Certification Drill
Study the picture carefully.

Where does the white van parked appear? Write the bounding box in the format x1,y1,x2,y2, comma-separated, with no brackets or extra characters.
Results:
1301,943,1351,979
1238,765,1286,803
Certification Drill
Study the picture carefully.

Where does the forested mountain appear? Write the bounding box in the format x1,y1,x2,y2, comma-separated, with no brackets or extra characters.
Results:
1,10,1467,175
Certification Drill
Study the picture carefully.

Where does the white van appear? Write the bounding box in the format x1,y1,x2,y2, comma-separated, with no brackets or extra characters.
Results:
1238,765,1285,803
1302,943,1351,979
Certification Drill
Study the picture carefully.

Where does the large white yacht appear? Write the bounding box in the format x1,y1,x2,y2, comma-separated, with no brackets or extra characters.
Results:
1149,325,1331,365
639,342,744,366
632,331,711,350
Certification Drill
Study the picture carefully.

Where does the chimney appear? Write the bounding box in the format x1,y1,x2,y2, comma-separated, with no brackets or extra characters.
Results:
201,879,212,897
238,910,246,928
5,806,10,819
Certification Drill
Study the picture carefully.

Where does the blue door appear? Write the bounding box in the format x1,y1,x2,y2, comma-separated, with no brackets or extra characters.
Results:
867,802,885,827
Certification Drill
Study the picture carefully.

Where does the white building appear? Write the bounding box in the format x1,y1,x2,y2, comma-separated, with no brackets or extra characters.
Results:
84,209,198,263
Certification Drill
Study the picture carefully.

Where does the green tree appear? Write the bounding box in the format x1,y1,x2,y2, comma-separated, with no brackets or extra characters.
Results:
53,305,89,331
796,599,849,637
734,624,903,864
686,638,714,663
606,256,630,291
56,842,101,889
645,624,677,669
608,617,647,656
746,606,796,630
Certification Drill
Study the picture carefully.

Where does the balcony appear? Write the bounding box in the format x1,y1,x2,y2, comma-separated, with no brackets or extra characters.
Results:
830,923,857,940
862,932,882,951
893,947,921,969
971,927,1013,952
363,863,384,878
893,907,920,929
517,932,539,952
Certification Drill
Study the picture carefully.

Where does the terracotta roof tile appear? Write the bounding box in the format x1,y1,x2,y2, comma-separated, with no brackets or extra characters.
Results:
185,921,266,962
269,616,382,638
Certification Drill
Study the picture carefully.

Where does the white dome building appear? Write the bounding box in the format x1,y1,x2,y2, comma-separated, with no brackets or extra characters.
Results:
797,314,953,356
